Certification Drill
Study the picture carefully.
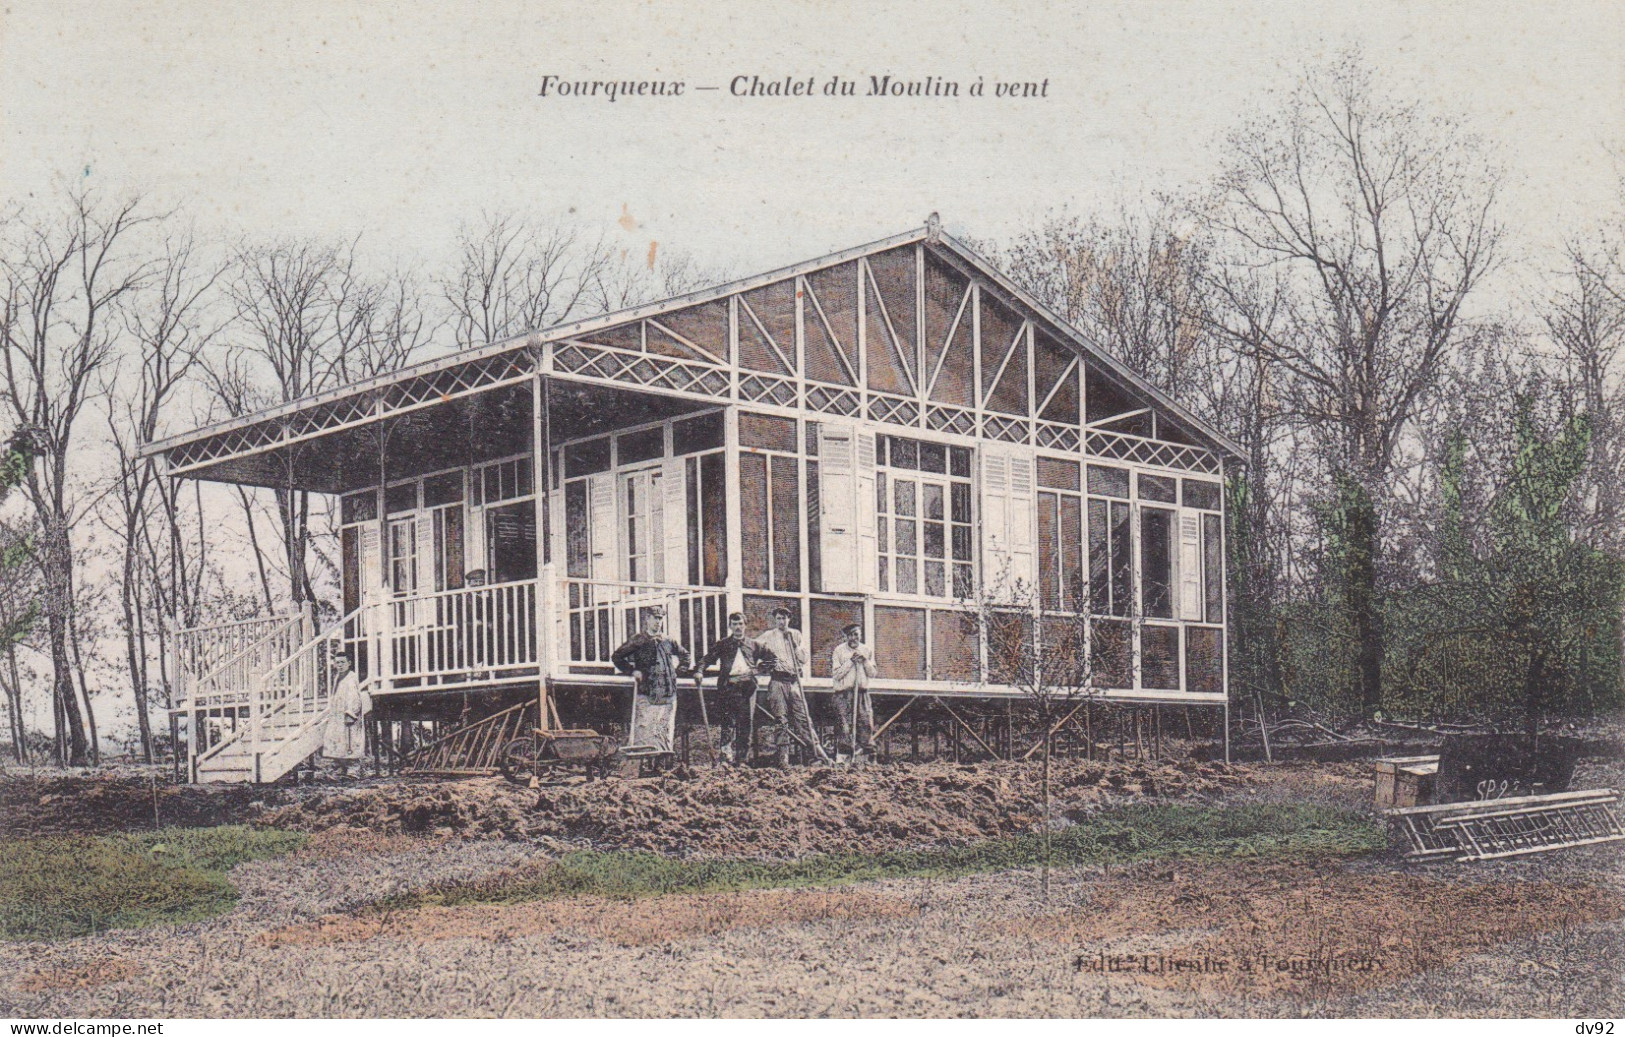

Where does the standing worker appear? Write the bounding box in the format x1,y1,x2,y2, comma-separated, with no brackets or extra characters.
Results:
611,606,691,706
830,622,878,761
756,606,833,768
693,611,772,765
611,607,691,755
323,653,371,779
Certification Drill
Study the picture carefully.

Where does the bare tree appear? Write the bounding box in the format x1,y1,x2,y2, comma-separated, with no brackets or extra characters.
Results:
966,568,1104,898
100,233,220,762
1199,53,1503,717
441,213,616,349
0,189,157,765
1544,236,1625,556
211,241,429,609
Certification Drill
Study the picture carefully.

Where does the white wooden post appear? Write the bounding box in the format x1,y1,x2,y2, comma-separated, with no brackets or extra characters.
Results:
377,580,395,695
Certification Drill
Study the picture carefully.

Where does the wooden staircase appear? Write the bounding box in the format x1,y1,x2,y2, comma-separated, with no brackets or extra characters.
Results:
179,609,368,784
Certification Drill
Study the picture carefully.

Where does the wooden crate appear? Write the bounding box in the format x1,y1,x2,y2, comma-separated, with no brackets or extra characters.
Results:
1374,755,1439,809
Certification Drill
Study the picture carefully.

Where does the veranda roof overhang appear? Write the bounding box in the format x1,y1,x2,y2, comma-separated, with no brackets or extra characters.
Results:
143,222,1244,494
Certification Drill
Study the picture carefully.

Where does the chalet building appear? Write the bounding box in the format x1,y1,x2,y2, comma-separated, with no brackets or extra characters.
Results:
147,218,1243,782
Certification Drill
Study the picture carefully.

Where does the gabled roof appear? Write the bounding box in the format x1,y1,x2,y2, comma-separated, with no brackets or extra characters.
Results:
145,220,1242,461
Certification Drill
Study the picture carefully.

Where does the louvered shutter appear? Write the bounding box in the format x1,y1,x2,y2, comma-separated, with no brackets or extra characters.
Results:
360,525,382,601
587,472,617,584
1178,510,1203,620
980,449,1012,593
661,457,687,585
817,422,859,592
855,429,879,593
1005,451,1036,591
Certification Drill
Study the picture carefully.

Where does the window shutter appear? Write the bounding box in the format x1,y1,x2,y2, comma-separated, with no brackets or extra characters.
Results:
587,472,616,584
980,449,1012,596
415,511,433,593
360,525,382,602
855,429,879,593
1005,451,1036,591
1178,510,1203,620
661,457,687,585
817,422,859,592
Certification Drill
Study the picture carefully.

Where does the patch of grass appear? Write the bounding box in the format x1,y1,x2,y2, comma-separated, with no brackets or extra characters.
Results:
0,825,305,941
389,803,1384,911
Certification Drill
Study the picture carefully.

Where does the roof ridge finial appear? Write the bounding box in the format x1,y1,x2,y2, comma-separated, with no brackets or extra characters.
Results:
925,211,942,241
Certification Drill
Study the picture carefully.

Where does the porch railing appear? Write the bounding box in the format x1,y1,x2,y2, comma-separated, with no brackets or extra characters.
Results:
560,578,728,667
382,579,539,686
174,609,309,710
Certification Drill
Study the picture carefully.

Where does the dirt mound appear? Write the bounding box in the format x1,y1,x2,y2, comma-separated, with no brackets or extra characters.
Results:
258,757,1273,857
0,773,284,836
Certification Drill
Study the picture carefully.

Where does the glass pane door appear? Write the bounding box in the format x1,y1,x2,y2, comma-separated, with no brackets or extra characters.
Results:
623,469,665,584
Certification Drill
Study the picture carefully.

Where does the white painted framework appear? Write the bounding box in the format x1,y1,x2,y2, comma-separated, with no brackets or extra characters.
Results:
152,223,1243,713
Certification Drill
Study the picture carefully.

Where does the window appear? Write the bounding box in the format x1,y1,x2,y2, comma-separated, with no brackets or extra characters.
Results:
740,443,801,592
385,482,417,516
686,452,727,586
565,481,589,579
1137,473,1177,504
1142,624,1181,689
388,516,417,594
1183,479,1221,511
485,502,536,584
477,457,533,505
622,469,665,583
1203,513,1223,624
740,412,798,452
616,425,665,466
423,471,463,508
1037,489,1084,611
1140,506,1175,619
563,438,611,478
673,410,724,455
1087,498,1132,617
1086,464,1130,498
341,490,377,525
875,435,972,599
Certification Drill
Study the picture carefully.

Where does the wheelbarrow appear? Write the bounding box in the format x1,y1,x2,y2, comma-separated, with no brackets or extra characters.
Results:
498,728,620,785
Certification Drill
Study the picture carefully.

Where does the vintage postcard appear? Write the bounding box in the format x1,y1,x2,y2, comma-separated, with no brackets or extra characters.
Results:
0,0,1621,1023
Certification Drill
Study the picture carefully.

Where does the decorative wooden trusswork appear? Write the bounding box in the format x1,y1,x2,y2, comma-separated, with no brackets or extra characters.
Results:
1086,429,1220,475
553,341,729,399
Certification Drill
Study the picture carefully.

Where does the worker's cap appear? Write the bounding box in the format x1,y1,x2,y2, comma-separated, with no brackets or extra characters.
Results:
728,611,745,622
842,623,863,635
770,606,793,619
641,606,666,619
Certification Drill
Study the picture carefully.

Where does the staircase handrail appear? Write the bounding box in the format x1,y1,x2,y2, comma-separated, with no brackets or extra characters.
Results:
182,611,308,711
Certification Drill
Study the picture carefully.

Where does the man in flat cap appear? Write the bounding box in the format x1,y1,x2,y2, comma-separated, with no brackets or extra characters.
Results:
830,622,878,760
611,606,691,706
755,606,832,768
694,611,773,764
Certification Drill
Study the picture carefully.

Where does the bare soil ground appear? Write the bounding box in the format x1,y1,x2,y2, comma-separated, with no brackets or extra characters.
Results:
3,753,1361,857
1,752,1620,1017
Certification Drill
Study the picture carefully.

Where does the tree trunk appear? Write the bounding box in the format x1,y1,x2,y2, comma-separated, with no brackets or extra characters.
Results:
47,610,88,765
2,646,24,763
1041,718,1052,899
1522,648,1548,744
1340,479,1384,717
124,555,154,763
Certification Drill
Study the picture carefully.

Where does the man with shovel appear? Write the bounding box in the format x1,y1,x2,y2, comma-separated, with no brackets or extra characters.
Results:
830,622,878,762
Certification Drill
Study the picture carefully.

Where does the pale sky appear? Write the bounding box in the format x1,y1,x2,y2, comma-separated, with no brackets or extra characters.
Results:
3,0,1622,277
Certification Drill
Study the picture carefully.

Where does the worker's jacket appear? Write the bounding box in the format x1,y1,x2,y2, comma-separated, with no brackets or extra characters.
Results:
694,635,773,696
611,632,691,705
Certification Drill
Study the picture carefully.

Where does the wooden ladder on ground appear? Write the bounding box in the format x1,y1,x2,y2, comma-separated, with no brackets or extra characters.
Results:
1389,789,1625,861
